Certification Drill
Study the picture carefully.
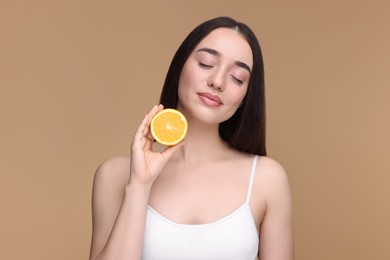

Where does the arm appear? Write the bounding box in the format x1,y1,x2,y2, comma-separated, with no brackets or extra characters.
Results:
89,105,184,260
258,159,294,260
88,158,151,260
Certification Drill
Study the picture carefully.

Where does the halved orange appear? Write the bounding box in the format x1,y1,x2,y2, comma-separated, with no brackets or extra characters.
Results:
150,108,188,146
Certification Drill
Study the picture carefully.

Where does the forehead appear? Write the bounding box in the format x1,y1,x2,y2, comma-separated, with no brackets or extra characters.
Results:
194,28,253,67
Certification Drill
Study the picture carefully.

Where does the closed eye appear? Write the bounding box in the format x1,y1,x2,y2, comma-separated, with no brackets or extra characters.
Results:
230,74,244,85
199,62,213,68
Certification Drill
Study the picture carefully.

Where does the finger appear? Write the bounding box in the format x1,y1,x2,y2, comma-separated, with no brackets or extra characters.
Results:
146,130,154,144
134,114,150,141
141,105,159,137
144,133,154,150
146,104,164,141
148,105,160,119
142,114,152,136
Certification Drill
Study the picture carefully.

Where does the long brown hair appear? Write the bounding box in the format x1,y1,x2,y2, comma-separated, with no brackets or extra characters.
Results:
159,16,266,156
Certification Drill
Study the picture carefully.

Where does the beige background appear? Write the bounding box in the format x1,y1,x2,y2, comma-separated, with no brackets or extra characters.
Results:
1,0,389,259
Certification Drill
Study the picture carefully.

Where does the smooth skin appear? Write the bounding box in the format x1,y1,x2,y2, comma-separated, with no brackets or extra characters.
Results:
89,28,294,260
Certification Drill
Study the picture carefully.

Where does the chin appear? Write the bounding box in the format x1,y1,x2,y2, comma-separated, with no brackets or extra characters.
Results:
198,108,236,124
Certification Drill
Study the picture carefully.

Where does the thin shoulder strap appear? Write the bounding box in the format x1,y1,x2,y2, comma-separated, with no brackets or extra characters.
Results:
246,155,259,203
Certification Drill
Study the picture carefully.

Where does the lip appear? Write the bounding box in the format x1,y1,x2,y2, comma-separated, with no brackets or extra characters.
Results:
197,92,223,107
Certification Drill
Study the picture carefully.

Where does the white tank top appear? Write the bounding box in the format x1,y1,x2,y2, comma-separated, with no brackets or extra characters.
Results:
142,155,259,260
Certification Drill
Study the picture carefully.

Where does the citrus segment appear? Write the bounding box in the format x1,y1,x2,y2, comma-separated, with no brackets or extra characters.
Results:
150,108,188,146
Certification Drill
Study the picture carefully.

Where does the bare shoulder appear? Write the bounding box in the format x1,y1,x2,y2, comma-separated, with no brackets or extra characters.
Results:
254,156,292,200
93,156,130,188
256,156,288,178
89,156,131,259
92,156,131,205
254,157,294,259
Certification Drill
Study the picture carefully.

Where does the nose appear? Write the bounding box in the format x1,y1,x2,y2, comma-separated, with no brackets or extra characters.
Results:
207,70,226,92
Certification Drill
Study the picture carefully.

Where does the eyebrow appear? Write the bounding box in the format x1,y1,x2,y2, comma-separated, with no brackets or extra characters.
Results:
196,47,252,73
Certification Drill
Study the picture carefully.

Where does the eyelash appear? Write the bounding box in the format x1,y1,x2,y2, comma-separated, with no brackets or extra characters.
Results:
199,62,244,85
199,62,213,68
231,75,244,85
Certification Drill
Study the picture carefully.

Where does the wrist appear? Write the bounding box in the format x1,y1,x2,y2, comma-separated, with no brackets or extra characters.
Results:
126,180,153,196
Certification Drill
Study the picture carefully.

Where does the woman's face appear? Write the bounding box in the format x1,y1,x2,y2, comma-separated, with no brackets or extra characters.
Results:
177,27,253,124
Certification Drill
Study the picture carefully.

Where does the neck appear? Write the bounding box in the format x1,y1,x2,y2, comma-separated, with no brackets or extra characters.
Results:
173,118,231,163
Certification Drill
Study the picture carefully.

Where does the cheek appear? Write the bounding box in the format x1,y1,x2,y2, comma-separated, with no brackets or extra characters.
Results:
230,86,248,106
221,87,248,120
178,61,199,89
177,64,197,105
178,72,190,90
178,62,207,104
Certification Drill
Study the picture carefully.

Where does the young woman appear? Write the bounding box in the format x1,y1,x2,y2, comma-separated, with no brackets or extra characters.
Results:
89,17,294,260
